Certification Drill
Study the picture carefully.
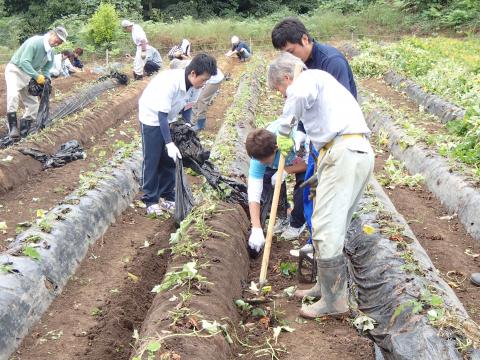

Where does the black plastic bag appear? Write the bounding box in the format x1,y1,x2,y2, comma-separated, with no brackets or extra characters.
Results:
20,140,84,169
34,79,52,131
174,159,195,224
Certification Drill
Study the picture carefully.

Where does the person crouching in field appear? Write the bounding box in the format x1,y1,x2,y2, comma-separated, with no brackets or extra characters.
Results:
138,53,217,216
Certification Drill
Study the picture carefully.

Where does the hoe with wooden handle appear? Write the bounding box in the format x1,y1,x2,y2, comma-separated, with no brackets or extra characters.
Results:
258,63,303,287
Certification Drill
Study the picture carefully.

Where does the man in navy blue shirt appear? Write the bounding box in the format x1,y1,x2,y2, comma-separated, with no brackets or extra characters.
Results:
271,17,356,99
270,17,358,278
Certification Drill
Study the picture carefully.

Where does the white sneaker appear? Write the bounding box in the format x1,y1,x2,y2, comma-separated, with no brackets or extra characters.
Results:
281,224,306,240
146,204,163,216
273,217,290,235
159,199,175,214
289,243,314,258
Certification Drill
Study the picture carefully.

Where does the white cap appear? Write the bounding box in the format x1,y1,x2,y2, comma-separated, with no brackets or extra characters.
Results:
231,35,239,45
121,19,134,28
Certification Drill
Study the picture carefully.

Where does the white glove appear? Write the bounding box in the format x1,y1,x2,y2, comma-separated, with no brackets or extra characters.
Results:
165,142,182,160
248,227,265,252
294,131,306,151
271,170,287,186
225,50,233,57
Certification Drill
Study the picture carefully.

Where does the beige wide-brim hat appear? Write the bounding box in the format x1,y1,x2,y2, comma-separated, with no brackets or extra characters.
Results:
53,26,68,42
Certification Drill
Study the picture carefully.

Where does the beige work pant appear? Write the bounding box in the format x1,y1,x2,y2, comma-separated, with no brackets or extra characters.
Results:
192,82,222,122
312,135,374,259
5,63,39,120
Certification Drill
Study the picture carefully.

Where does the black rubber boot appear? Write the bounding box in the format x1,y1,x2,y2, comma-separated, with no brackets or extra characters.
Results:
299,254,349,319
20,118,33,137
7,112,19,139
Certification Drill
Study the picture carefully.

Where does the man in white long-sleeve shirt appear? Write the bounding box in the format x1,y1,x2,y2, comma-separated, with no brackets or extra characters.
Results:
122,19,162,80
267,52,374,319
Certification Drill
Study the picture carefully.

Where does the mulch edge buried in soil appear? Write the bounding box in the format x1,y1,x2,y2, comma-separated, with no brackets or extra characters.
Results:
360,94,480,243
0,80,147,195
347,178,480,359
340,42,466,123
0,146,142,360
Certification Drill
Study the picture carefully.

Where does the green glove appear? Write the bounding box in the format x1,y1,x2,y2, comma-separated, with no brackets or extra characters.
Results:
276,134,294,156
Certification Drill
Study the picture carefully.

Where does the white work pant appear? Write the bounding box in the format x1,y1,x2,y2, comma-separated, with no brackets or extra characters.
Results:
134,45,154,76
5,63,39,120
312,135,374,259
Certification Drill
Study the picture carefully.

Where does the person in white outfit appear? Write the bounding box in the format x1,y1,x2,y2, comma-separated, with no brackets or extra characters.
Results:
121,19,161,80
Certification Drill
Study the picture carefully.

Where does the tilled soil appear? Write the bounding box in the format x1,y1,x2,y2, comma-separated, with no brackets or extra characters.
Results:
242,238,374,360
9,57,244,360
360,77,480,323
0,114,140,251
0,79,146,195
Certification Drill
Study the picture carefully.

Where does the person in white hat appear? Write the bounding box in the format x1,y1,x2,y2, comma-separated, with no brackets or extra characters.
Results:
121,19,162,80
225,35,251,62
5,26,67,138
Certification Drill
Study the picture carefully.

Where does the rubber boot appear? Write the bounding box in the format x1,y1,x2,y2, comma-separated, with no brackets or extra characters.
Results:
7,112,19,139
192,118,206,132
20,118,33,137
294,254,321,299
471,273,480,286
299,254,349,319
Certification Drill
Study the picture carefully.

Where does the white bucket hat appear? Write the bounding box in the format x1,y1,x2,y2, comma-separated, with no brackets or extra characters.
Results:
231,35,239,45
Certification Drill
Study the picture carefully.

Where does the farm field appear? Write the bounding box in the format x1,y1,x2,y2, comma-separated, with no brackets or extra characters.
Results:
1,2,480,360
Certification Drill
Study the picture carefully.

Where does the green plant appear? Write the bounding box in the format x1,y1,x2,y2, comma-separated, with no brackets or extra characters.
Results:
151,261,208,293
378,156,424,189
91,307,103,316
23,245,40,261
39,218,52,233
86,3,119,50
393,287,444,322
279,261,297,278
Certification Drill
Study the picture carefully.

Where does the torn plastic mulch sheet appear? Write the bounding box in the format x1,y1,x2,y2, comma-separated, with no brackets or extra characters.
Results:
0,147,142,360
346,178,480,360
19,140,85,169
170,122,248,210
174,158,195,223
0,71,128,149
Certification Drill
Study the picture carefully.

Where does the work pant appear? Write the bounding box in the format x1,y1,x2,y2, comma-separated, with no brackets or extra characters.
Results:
262,168,305,228
134,45,155,76
192,81,222,123
237,48,251,61
5,63,39,120
140,123,176,207
312,136,374,259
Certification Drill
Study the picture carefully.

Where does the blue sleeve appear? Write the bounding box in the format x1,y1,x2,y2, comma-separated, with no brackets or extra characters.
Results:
158,112,172,143
324,57,354,95
249,158,267,180
181,108,192,124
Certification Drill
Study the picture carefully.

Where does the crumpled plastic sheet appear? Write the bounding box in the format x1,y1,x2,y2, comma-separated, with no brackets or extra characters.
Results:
19,140,85,169
170,123,248,210
0,72,128,149
346,179,480,360
174,158,195,224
